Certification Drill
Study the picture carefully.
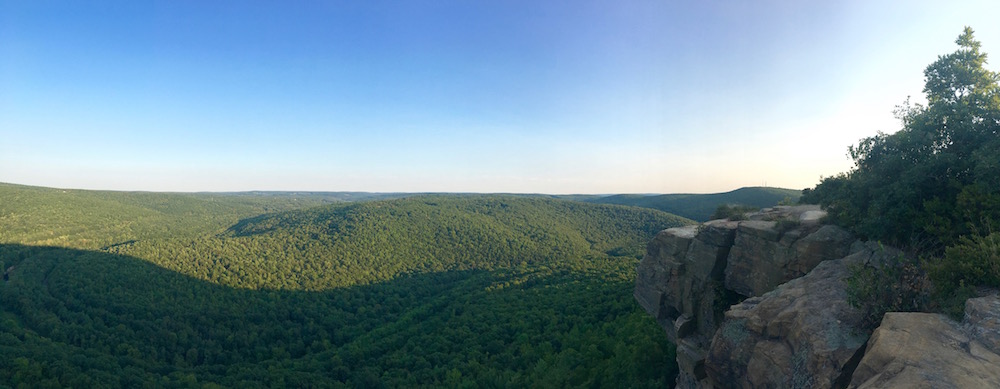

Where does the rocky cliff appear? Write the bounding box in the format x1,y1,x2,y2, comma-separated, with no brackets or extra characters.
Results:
635,205,1000,388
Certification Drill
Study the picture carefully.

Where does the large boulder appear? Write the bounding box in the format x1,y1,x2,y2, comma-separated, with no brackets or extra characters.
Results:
724,219,854,298
722,220,787,298
849,295,1000,388
683,220,739,336
789,224,855,277
704,245,891,389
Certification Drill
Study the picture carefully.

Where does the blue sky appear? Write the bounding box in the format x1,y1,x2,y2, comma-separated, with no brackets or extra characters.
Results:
1,1,998,194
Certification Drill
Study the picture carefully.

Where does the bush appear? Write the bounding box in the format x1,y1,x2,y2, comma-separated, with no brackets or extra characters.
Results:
938,232,1000,288
926,231,1000,317
711,204,758,221
845,252,930,329
775,218,800,233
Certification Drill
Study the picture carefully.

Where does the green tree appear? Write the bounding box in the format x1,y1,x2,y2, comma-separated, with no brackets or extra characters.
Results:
804,27,1000,249
804,27,1000,317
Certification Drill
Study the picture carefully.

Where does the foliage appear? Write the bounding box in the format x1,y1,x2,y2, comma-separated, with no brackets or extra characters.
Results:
710,204,759,221
0,245,678,388
939,231,1000,287
804,28,1000,317
0,187,690,387
802,28,1000,251
925,231,1000,317
589,187,801,222
0,183,363,250
113,195,691,290
845,254,930,330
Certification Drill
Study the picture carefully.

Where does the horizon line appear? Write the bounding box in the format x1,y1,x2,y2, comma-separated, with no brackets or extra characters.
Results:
0,181,804,197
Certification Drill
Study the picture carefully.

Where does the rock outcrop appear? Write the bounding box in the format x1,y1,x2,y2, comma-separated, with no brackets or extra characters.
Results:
635,205,1000,388
635,205,860,387
706,244,895,389
848,295,1000,388
634,220,739,386
724,221,854,298
964,295,1000,352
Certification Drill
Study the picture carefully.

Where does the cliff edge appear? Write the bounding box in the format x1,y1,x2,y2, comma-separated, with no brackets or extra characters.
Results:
636,205,1000,388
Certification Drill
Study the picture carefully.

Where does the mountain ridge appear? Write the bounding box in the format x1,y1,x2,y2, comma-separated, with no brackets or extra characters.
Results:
585,186,802,221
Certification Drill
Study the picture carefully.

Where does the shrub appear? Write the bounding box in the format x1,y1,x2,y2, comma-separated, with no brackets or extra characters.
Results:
845,253,930,329
938,232,1000,288
711,204,758,221
926,231,1000,317
775,218,800,233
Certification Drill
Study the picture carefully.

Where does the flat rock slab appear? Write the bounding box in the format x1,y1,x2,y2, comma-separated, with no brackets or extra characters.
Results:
849,307,1000,389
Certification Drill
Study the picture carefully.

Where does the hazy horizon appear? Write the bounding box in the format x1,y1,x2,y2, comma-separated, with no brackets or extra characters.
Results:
3,1,999,194
0,180,800,197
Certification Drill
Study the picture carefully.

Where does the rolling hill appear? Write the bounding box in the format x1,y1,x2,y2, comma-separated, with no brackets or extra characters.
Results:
0,183,378,249
0,185,690,387
118,196,692,290
586,186,802,222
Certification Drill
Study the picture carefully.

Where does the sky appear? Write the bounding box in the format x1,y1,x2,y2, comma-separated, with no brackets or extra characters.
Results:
1,1,999,194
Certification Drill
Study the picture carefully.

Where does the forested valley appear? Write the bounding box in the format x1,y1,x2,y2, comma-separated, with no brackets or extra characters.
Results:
0,183,689,388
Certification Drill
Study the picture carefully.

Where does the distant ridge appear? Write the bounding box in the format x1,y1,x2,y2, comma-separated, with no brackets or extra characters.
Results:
1,181,798,224
585,186,802,222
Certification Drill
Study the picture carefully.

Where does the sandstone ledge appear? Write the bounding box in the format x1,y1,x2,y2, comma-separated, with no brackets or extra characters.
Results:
849,296,1000,388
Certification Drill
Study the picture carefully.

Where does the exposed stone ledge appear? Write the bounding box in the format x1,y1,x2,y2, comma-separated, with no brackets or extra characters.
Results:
635,205,862,387
849,296,1000,388
636,205,1000,388
706,253,874,389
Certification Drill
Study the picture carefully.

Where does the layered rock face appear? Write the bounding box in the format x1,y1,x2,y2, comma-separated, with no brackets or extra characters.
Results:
635,205,857,387
705,245,890,388
635,219,739,386
634,205,1000,388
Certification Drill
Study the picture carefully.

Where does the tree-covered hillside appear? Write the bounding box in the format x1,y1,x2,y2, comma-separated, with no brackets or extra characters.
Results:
588,186,801,222
117,196,691,290
0,183,360,249
1,188,690,387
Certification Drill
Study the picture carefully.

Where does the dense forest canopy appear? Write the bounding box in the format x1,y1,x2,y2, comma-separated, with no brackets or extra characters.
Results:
802,27,1000,314
587,187,801,222
0,185,692,387
0,183,368,249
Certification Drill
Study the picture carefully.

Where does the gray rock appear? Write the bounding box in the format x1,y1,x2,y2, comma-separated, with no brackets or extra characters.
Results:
724,220,855,298
634,204,1000,388
635,227,697,337
964,294,1000,354
849,308,1000,389
635,206,868,389
706,253,870,389
789,224,854,278
695,220,739,248
634,221,737,388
